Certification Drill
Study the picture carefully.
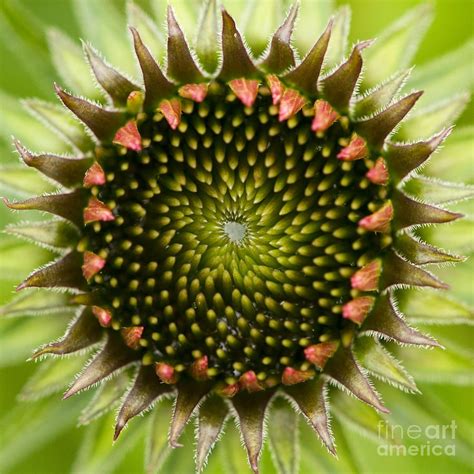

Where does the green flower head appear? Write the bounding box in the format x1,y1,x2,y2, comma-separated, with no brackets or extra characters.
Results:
1,1,473,473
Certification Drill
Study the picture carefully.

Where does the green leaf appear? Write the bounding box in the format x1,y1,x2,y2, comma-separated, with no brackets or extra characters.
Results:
145,399,173,474
19,355,87,401
362,4,433,89
408,40,474,107
355,338,418,392
242,0,286,57
404,176,474,205
79,372,130,425
5,219,79,252
72,0,135,76
432,254,474,305
398,329,474,385
127,1,165,65
0,290,72,318
0,166,54,198
423,126,474,184
71,410,144,474
47,28,99,99
353,69,411,118
330,388,390,443
268,398,299,474
0,92,68,153
0,238,51,282
0,395,83,472
396,92,470,141
401,289,474,325
24,98,95,153
218,426,253,474
195,0,219,72
323,5,351,70
167,0,200,44
292,0,334,57
0,313,69,368
0,0,53,96
422,218,474,254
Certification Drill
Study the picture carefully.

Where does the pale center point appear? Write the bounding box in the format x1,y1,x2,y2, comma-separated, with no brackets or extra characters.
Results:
223,221,247,244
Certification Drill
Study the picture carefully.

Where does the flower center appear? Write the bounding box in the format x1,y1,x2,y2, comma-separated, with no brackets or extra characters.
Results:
223,221,247,244
84,82,387,385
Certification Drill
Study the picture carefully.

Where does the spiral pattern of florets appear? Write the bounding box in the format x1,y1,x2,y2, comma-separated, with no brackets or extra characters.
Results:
82,82,389,386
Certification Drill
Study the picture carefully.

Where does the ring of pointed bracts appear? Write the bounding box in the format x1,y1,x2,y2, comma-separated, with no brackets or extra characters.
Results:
4,4,464,473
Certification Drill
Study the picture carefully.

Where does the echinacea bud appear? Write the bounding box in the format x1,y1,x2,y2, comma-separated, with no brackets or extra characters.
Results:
159,98,182,130
121,326,144,350
92,305,112,327
155,362,178,384
83,197,115,224
190,356,209,381
281,367,314,385
342,296,376,325
351,260,382,291
358,201,393,232
304,341,339,369
178,83,208,102
229,78,259,107
113,120,142,151
278,88,307,121
82,251,106,280
366,157,389,185
337,134,368,161
312,99,340,133
3,4,465,473
239,371,264,392
83,162,106,187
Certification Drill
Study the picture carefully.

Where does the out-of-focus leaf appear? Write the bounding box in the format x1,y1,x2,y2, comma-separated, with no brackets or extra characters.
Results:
19,355,87,401
0,313,68,367
0,395,83,472
355,338,418,392
396,92,470,140
5,220,79,252
397,327,474,385
72,0,135,76
331,388,390,444
362,4,433,89
404,176,474,205
433,255,474,305
79,372,130,425
292,0,333,57
422,218,474,254
167,0,200,44
145,398,173,474
0,166,54,198
127,1,165,64
408,40,474,107
401,289,474,325
324,5,351,71
218,425,253,474
268,398,299,474
242,0,286,57
0,290,73,318
48,28,99,99
0,238,51,282
24,98,95,152
0,0,53,95
71,410,144,474
423,126,474,184
0,92,68,153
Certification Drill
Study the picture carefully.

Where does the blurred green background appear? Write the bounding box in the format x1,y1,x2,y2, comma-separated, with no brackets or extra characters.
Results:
0,1,472,473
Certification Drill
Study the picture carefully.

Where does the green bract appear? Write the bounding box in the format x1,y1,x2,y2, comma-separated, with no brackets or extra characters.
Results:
1,1,473,473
